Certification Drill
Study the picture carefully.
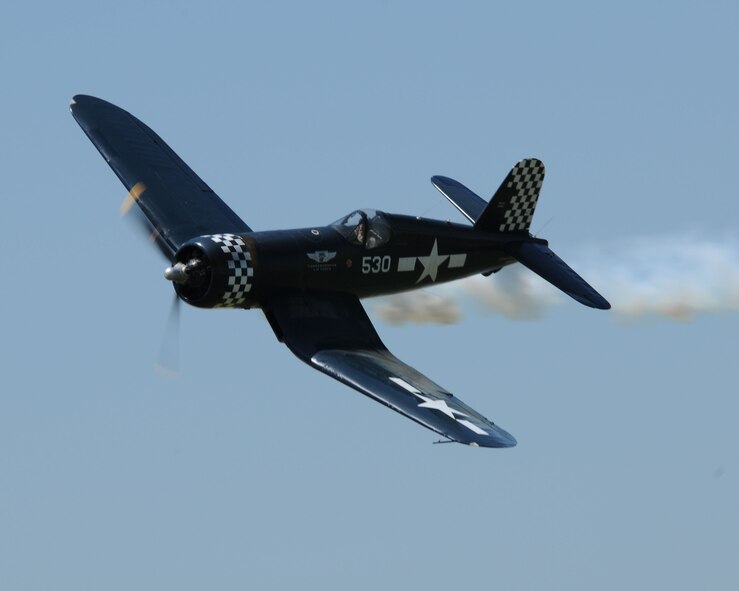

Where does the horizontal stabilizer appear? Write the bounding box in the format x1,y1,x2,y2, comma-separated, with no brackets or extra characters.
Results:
508,241,610,310
430,176,487,223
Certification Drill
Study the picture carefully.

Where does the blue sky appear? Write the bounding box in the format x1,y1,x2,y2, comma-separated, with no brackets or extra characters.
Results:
1,1,737,589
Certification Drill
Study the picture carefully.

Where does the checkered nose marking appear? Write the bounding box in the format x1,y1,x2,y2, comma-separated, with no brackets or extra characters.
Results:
208,234,253,307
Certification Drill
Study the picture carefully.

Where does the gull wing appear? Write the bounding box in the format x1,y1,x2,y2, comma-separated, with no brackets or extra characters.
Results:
264,292,516,448
71,95,251,256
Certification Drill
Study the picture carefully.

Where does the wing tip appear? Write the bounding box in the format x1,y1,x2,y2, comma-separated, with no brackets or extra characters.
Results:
464,426,517,448
70,95,124,120
70,94,97,119
70,94,96,110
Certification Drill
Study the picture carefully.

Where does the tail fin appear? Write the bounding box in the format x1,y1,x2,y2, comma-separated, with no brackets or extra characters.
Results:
474,158,545,234
432,159,609,310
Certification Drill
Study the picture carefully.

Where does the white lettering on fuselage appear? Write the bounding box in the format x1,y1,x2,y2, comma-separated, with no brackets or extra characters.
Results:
361,255,391,274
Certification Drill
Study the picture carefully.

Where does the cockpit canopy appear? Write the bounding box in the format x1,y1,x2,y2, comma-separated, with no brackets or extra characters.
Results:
331,209,391,249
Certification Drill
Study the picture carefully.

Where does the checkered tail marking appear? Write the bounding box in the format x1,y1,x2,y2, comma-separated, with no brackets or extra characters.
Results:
208,234,253,307
499,159,545,232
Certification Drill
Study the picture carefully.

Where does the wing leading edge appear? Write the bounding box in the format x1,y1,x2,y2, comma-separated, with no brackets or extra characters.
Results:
71,95,251,255
264,292,516,448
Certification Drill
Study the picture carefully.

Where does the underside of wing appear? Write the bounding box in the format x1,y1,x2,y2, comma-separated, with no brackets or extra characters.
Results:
71,95,251,256
264,292,516,448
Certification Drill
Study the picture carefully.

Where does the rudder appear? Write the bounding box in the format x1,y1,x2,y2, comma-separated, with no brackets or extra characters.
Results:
474,158,545,234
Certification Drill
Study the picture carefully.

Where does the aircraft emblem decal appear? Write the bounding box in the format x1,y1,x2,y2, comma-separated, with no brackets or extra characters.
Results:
307,250,337,263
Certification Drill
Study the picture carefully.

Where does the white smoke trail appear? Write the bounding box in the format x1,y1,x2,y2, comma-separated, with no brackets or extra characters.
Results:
374,290,462,325
373,235,739,324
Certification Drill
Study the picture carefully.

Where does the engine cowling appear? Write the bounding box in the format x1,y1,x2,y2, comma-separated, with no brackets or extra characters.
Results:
166,233,257,308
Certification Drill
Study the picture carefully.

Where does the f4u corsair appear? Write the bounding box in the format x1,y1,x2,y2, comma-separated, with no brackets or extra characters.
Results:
71,95,609,448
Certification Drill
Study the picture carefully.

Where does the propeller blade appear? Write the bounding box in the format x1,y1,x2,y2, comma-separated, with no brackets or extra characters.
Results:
119,183,175,261
119,181,146,215
155,292,181,377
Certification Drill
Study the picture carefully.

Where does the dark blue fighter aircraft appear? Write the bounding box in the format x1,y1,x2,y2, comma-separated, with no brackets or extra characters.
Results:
71,95,609,448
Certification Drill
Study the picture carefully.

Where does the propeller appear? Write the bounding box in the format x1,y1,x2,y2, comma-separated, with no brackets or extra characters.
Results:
120,183,175,262
120,183,181,375
155,292,181,377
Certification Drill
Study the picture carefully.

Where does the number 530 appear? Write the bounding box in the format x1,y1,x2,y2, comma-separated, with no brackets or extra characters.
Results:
361,255,391,274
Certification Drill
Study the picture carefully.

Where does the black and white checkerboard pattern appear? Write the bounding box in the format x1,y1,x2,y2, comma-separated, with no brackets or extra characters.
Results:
499,159,545,232
208,234,253,307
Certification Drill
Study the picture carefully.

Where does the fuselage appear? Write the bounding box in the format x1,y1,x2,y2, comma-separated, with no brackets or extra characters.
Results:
170,210,532,309
246,212,520,301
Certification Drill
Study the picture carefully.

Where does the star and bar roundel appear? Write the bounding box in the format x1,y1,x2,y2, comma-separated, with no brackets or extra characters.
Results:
397,239,467,283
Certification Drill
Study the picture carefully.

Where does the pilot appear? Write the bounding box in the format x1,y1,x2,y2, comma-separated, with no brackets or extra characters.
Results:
366,229,379,249
354,220,366,245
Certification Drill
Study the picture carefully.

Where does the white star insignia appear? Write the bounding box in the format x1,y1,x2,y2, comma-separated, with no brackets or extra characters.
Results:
416,239,449,283
417,397,467,419
388,376,488,437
